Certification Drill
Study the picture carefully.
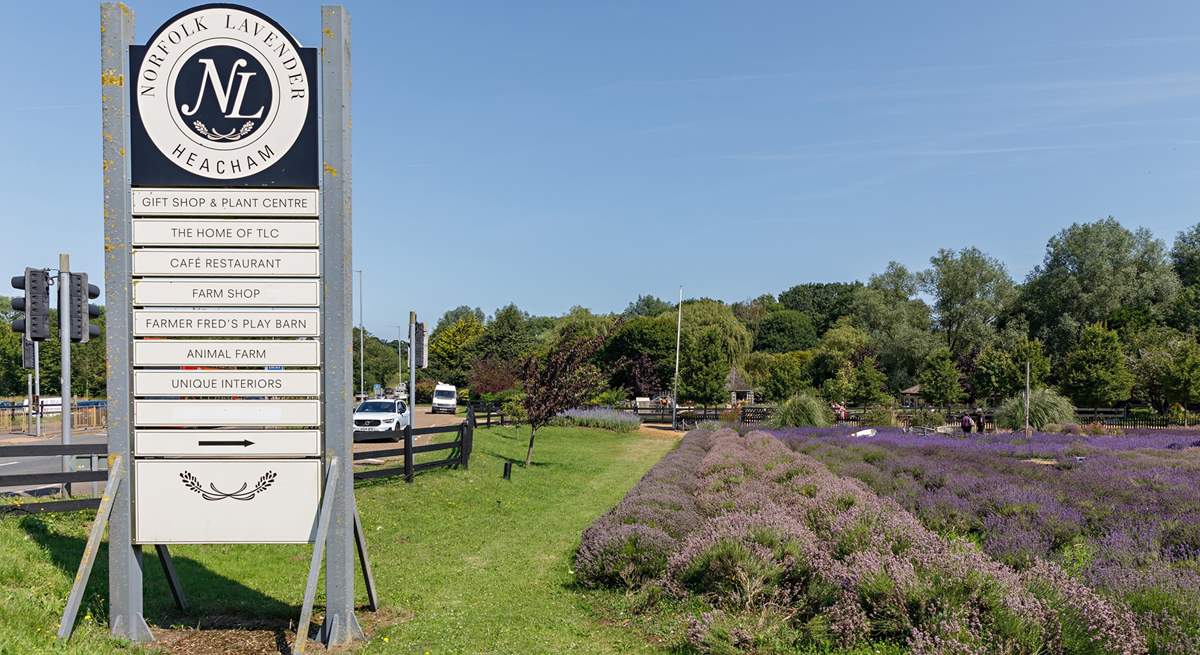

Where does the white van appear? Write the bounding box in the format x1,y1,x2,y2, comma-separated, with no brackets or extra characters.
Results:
431,383,458,414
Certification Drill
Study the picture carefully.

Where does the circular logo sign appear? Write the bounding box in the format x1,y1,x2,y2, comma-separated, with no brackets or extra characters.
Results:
136,5,308,180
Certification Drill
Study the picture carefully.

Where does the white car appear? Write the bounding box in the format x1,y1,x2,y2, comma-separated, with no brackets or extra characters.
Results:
431,383,458,414
353,399,411,441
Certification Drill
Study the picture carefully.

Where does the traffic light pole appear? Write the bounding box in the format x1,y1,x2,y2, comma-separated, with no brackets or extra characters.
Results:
34,341,41,437
59,254,72,496
409,312,417,417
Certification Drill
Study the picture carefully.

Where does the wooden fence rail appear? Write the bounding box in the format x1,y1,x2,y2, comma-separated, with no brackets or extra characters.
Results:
2,411,477,516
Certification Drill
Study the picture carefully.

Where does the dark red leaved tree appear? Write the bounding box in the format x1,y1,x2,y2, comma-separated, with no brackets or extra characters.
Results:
520,330,611,467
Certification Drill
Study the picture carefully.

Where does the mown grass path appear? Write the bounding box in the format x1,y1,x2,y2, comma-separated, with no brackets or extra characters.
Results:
0,425,676,654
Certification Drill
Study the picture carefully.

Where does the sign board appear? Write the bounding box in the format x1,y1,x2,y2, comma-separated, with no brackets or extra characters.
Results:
132,249,320,277
131,189,319,217
22,339,34,369
134,459,321,544
132,219,320,247
134,429,321,457
122,3,327,548
132,279,320,306
133,309,320,337
133,340,319,366
134,399,321,427
133,370,320,396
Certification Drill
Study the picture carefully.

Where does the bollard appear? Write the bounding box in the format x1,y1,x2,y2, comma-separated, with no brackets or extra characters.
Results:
502,461,512,480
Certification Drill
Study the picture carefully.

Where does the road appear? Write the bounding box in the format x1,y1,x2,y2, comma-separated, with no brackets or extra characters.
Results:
0,404,468,497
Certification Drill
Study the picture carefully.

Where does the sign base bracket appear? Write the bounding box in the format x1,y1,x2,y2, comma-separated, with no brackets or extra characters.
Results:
294,457,340,655
154,544,189,612
58,456,127,641
353,503,379,612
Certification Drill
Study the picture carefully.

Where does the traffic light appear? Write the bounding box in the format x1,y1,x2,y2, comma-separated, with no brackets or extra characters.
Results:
69,272,101,343
10,268,50,341
415,322,428,369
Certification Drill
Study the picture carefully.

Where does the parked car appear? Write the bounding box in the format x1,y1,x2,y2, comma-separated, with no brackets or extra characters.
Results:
431,383,458,414
352,398,410,442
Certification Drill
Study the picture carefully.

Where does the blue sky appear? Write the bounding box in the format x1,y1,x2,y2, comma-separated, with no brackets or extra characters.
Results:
3,1,1200,335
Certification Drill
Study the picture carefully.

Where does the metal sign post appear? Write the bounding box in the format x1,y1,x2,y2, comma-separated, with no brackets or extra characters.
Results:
83,3,364,648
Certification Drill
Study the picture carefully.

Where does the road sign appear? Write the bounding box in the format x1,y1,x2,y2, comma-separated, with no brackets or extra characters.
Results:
132,219,321,247
133,400,321,427
131,189,319,216
132,249,321,277
133,340,320,367
134,430,321,457
132,310,321,337
133,370,320,397
134,459,321,544
132,279,321,306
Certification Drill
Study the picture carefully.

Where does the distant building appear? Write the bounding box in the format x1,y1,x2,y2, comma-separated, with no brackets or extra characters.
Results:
726,369,755,405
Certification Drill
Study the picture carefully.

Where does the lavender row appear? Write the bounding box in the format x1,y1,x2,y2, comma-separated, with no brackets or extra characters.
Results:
773,428,1200,654
577,428,1144,654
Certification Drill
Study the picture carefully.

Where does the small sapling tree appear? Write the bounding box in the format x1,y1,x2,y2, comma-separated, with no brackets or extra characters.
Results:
519,330,609,467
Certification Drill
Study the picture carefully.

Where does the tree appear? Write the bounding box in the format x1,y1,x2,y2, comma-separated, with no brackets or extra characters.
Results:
919,348,964,407
753,309,817,353
761,352,811,403
852,269,937,392
679,330,727,405
352,328,401,390
468,357,519,396
731,294,781,334
1124,326,1184,412
433,305,485,334
660,299,751,367
476,304,536,363
919,247,1015,363
820,363,854,404
1171,224,1200,288
1009,336,1050,389
543,306,614,351
972,345,1019,404
778,282,862,334
428,314,484,386
1020,218,1179,358
601,316,676,394
520,331,607,466
624,294,673,317
1167,339,1200,414
850,356,890,406
1061,323,1133,407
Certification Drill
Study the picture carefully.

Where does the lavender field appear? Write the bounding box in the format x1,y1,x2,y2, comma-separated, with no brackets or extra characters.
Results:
775,428,1200,655
575,427,1161,655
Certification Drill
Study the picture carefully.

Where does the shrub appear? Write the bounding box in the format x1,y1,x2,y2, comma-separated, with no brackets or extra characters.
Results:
575,521,675,588
554,407,640,432
994,388,1075,430
859,406,897,427
770,393,833,428
590,387,628,407
906,408,945,428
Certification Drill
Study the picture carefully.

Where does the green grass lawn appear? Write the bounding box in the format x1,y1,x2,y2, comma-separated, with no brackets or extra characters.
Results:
0,425,676,654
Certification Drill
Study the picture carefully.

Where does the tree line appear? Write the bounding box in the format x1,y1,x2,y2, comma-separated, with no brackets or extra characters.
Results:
3,215,1199,412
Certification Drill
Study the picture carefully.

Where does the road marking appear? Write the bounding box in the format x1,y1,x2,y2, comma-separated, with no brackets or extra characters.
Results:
0,461,18,467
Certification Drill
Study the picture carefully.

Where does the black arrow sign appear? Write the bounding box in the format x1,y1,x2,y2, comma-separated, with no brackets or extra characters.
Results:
197,440,255,447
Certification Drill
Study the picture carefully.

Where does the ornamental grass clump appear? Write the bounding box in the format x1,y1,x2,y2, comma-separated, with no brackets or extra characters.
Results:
769,392,832,428
995,388,1076,430
578,427,1147,654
